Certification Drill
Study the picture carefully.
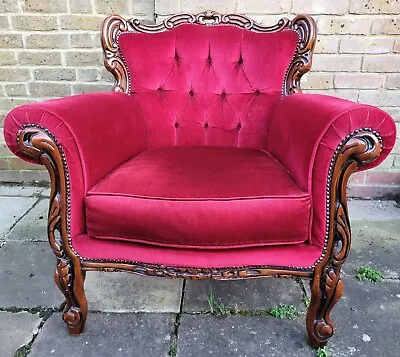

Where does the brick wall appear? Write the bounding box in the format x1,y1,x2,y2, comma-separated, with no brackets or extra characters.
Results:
0,0,399,198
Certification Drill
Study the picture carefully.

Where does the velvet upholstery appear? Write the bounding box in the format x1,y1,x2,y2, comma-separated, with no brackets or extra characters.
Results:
268,94,396,249
73,234,322,269
86,146,311,248
4,92,148,237
2,22,396,268
119,24,299,149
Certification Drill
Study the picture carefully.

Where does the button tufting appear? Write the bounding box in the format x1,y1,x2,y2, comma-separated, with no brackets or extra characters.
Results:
254,90,261,96
174,122,179,128
174,52,179,61
238,56,243,65
206,56,212,65
237,123,242,130
220,92,226,99
204,123,209,128
157,86,164,92
189,90,194,97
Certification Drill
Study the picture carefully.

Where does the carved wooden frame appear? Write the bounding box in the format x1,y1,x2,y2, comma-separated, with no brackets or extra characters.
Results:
14,11,383,349
101,10,316,96
16,122,382,347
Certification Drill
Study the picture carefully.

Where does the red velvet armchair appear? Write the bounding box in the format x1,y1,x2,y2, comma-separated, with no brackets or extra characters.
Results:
3,11,396,348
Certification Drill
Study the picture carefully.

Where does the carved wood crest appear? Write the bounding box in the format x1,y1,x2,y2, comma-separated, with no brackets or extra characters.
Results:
101,10,316,96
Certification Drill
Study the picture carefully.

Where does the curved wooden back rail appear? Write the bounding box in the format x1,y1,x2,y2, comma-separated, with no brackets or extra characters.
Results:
101,10,316,96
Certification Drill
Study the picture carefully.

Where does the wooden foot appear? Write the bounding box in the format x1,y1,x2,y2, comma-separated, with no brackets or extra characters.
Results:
54,258,88,335
306,266,344,348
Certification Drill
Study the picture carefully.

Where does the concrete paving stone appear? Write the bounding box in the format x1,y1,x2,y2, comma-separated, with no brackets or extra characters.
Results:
183,278,305,313
86,271,183,313
4,198,48,242
344,220,400,279
0,311,42,357
0,196,37,239
29,312,175,357
329,276,400,357
301,220,400,296
39,187,51,197
0,185,44,197
177,314,315,357
348,199,400,222
179,277,400,357
0,241,63,308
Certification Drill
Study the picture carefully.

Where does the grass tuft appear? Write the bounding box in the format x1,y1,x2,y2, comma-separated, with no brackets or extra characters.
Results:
356,266,383,283
303,297,311,309
317,346,329,357
207,288,302,320
268,304,301,320
207,287,233,316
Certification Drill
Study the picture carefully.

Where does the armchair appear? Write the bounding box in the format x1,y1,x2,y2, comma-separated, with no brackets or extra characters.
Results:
3,11,396,348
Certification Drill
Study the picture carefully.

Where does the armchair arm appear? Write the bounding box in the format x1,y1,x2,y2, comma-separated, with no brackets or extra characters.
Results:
4,92,148,237
268,94,396,249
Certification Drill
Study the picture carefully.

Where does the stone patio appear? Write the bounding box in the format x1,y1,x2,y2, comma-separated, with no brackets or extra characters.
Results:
0,184,399,357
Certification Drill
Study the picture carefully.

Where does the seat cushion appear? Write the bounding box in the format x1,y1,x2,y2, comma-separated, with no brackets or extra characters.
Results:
86,146,311,249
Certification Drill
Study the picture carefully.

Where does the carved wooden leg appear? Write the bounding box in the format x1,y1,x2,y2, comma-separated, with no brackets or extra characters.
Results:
54,258,88,335
306,266,344,348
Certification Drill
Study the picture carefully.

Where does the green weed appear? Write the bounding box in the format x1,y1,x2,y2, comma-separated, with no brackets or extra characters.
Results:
316,346,329,357
356,266,383,283
268,304,301,320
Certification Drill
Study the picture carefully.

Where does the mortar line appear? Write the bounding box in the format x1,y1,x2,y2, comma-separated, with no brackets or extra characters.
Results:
13,309,54,357
0,306,59,315
167,279,186,357
295,277,309,298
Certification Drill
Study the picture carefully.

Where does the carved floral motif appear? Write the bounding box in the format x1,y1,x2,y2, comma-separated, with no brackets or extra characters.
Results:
307,130,382,348
17,125,87,334
14,20,383,345
101,11,316,96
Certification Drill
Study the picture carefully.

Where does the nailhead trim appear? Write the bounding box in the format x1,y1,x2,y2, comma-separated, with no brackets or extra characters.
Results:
18,124,81,260
281,28,301,98
311,128,383,268
16,113,383,275
110,13,308,96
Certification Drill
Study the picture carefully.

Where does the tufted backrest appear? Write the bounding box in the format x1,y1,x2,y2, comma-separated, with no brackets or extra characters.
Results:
102,12,316,150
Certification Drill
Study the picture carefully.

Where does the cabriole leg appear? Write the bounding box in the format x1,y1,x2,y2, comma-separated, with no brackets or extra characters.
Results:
306,266,344,348
54,258,88,335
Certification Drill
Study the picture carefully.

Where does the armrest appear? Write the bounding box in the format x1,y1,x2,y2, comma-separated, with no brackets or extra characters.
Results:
268,93,396,249
4,92,148,237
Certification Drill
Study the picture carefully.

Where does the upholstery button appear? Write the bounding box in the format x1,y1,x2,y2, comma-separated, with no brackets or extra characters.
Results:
237,123,242,130
254,90,260,96
221,92,226,99
189,90,194,97
157,87,163,92
238,57,243,65
207,56,212,65
174,53,179,61
204,123,209,128
174,122,179,128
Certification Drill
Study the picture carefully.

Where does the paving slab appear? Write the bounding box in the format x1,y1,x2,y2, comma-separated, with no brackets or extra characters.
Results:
0,311,42,357
345,220,400,279
0,241,63,308
29,312,175,357
85,271,183,313
183,278,305,313
0,185,44,197
329,277,400,357
40,187,51,197
177,314,314,357
0,196,37,239
4,198,48,242
348,200,400,221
